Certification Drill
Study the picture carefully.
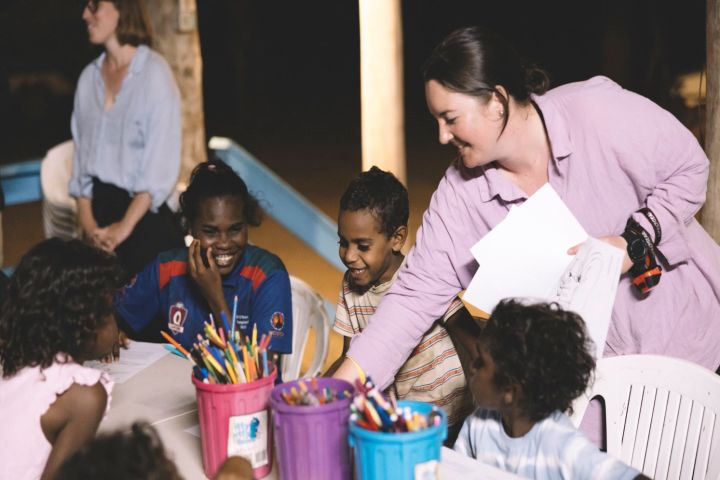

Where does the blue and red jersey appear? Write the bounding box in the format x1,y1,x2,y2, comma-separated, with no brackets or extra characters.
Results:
115,245,293,353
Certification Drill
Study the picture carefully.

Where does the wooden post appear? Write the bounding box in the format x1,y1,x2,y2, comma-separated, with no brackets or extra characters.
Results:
145,0,206,188
358,0,406,184
705,0,720,241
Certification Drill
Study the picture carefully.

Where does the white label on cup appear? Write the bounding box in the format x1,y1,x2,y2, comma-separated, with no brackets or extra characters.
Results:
227,410,269,468
414,459,439,480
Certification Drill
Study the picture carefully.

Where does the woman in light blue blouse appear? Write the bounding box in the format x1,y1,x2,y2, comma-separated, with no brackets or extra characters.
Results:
70,0,184,277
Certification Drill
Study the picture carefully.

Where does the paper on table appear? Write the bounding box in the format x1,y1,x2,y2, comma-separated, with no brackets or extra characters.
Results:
440,447,527,479
463,184,588,314
85,341,168,384
548,237,624,359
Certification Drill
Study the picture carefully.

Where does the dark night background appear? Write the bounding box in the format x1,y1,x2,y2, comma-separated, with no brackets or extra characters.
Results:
0,0,707,166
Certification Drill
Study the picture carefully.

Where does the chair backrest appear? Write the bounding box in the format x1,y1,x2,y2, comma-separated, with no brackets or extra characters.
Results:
281,276,330,381
571,354,720,480
40,140,79,240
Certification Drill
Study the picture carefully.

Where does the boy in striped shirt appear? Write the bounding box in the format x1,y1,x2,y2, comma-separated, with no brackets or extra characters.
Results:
326,166,474,443
455,299,648,479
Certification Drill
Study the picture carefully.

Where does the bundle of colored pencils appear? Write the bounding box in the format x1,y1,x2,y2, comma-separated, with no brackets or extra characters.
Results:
351,377,442,433
160,311,273,385
278,378,351,406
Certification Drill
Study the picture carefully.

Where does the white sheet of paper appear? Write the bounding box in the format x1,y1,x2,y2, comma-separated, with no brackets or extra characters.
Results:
440,447,527,479
464,184,588,313
85,341,168,384
548,237,624,359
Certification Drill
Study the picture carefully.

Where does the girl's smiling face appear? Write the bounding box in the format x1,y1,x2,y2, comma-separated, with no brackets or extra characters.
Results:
191,196,248,276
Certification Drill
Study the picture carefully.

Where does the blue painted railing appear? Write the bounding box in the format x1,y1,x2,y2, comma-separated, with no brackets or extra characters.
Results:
0,159,42,207
209,137,344,272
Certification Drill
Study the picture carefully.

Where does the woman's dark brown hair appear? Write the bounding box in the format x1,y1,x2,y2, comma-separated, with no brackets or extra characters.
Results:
423,26,550,134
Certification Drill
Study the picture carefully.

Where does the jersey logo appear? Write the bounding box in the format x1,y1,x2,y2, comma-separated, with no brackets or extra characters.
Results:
270,312,285,331
168,302,188,334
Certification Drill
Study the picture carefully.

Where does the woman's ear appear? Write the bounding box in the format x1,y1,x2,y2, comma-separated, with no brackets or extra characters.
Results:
493,85,509,100
390,225,408,254
492,85,509,118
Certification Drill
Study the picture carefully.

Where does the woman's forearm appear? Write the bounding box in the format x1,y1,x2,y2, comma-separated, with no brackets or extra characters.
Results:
120,192,152,232
76,197,97,234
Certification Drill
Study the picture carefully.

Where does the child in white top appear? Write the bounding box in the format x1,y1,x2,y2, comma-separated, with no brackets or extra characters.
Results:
455,299,649,480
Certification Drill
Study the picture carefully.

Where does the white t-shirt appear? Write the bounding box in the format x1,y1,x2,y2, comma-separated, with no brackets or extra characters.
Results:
454,408,640,480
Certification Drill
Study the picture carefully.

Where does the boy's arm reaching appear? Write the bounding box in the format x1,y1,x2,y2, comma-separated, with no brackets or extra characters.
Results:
40,382,108,480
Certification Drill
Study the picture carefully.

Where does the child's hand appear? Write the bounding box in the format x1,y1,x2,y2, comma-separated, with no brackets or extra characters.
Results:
213,456,253,480
188,240,225,310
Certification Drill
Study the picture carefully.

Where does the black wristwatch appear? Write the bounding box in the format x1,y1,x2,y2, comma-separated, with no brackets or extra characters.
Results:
621,218,662,294
621,227,649,265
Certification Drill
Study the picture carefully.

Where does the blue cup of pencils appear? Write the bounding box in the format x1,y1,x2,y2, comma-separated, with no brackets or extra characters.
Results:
270,378,355,480
348,397,447,480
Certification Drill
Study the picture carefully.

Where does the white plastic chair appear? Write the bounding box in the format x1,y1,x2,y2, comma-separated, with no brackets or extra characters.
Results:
571,354,720,480
40,140,80,240
281,276,330,381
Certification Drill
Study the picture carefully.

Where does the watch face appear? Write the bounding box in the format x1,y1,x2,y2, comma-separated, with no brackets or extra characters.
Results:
628,237,647,260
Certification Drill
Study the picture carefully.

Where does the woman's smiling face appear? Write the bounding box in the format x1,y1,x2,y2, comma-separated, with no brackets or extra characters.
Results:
191,196,248,276
425,79,505,168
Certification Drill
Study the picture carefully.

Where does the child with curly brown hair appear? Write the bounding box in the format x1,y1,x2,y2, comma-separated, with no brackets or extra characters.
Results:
0,238,123,480
455,299,649,480
56,422,253,480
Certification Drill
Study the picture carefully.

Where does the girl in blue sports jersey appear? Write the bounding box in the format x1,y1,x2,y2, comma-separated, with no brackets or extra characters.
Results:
115,160,293,365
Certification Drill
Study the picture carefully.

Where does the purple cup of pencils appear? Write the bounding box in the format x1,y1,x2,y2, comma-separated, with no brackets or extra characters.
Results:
193,368,277,479
270,377,355,480
348,399,447,480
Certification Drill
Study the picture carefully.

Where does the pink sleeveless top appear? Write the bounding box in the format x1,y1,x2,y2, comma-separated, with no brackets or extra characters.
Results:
0,356,113,480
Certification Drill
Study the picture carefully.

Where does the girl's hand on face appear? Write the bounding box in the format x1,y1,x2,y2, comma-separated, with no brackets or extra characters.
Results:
188,240,224,307
567,235,633,274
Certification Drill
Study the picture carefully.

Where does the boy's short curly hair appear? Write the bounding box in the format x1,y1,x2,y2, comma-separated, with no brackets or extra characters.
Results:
179,159,262,232
339,166,409,237
0,239,123,377
56,422,182,480
481,299,596,421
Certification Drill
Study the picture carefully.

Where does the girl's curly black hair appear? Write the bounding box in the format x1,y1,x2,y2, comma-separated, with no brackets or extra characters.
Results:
56,422,182,480
0,238,123,377
481,299,596,421
339,166,409,237
179,159,262,232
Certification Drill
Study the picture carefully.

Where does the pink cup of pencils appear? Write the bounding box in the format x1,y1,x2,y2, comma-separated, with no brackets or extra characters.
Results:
171,313,277,479
193,370,276,479
270,377,355,480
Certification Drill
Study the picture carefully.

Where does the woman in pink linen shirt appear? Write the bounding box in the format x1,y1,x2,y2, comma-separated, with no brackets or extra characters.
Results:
333,26,720,435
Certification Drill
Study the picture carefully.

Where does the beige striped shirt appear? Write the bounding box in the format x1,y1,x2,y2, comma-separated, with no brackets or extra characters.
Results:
334,264,473,426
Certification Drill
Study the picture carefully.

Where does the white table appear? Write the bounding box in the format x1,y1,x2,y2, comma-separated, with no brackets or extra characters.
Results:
101,351,523,480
